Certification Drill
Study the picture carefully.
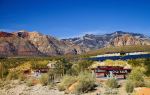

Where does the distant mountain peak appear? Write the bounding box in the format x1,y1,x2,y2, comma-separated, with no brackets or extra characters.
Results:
63,31,150,50
0,30,149,56
0,31,14,37
0,30,86,56
114,31,126,34
18,30,29,33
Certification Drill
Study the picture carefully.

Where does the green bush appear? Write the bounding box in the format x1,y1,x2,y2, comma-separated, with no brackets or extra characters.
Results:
125,80,134,93
58,83,65,91
19,73,26,81
105,78,118,89
128,67,145,87
71,60,93,75
40,74,49,86
48,83,55,90
58,75,77,91
26,78,35,87
74,72,96,94
31,60,49,69
6,70,20,80
58,72,96,93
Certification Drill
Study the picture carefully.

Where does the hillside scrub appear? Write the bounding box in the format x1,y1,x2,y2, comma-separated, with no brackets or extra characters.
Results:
105,78,119,89
104,60,127,67
6,62,31,80
0,57,63,77
71,60,93,75
125,80,134,93
127,67,145,87
128,58,150,76
26,78,37,87
40,73,49,86
31,60,49,69
58,75,77,91
85,45,150,56
0,57,63,79
74,72,96,94
58,72,96,94
6,70,21,80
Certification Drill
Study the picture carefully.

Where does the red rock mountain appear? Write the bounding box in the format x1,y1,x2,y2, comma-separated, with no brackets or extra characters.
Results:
0,30,149,56
110,34,150,46
63,31,150,49
0,30,86,56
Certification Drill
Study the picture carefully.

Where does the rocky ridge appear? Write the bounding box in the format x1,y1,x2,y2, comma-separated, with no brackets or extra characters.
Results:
109,34,150,46
63,31,150,49
0,30,150,56
0,30,86,56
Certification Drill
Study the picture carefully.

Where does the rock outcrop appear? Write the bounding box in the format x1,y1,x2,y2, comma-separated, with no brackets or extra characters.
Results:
0,30,85,56
0,30,149,56
109,34,150,46
63,31,150,50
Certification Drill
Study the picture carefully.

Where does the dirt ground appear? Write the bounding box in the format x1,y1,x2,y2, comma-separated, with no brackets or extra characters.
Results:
0,79,128,95
0,80,64,95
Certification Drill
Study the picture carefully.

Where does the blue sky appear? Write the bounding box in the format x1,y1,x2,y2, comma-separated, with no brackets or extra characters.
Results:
0,0,150,38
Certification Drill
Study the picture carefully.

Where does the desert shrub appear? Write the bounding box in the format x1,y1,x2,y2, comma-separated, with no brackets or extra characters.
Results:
70,64,80,76
71,60,93,75
125,80,134,93
18,73,26,81
58,83,66,91
6,70,20,80
26,78,35,87
40,73,49,86
6,62,31,80
48,69,55,83
48,83,55,90
74,72,96,94
105,78,118,89
143,59,150,76
58,75,77,91
128,67,145,87
104,60,115,66
128,58,150,76
86,45,150,56
31,60,49,69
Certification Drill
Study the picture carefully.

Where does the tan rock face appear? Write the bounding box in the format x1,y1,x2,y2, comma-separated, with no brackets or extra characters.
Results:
24,32,85,55
26,32,58,55
0,31,149,56
0,31,85,56
0,42,15,56
110,34,150,46
0,32,40,56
